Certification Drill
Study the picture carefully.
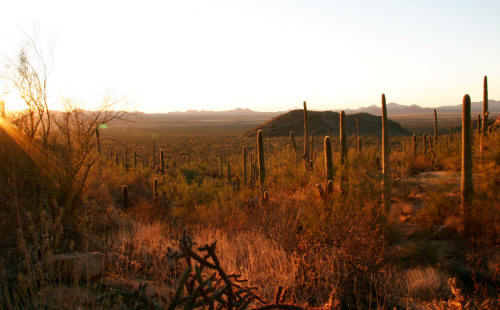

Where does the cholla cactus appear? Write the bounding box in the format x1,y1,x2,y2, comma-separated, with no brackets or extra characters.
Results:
461,94,473,237
381,94,391,212
257,129,265,190
122,185,129,209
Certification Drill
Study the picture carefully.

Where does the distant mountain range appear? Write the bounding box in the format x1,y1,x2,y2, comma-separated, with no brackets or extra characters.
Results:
144,100,499,117
343,100,499,115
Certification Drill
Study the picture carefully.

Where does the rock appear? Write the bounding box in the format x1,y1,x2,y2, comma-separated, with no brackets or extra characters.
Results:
433,225,456,240
48,252,105,280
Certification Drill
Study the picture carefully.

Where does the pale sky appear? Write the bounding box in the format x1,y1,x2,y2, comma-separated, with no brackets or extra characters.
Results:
0,0,498,113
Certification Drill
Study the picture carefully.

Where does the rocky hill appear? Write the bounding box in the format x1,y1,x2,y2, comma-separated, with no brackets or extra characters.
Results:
247,110,410,137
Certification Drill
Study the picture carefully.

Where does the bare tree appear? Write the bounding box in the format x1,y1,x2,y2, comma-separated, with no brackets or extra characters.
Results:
3,33,54,146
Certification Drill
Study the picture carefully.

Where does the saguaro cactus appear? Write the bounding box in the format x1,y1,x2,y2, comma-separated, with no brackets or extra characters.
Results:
153,178,158,202
303,101,309,163
220,153,223,177
227,161,231,180
122,185,129,209
324,136,333,188
449,124,453,148
290,131,298,154
381,94,391,211
477,114,482,136
257,129,265,190
461,94,473,237
160,149,165,173
340,111,347,165
412,134,417,158
423,133,427,154
310,131,314,162
340,111,348,195
134,152,137,168
357,136,362,153
482,76,488,136
243,146,247,186
152,139,156,168
434,109,438,145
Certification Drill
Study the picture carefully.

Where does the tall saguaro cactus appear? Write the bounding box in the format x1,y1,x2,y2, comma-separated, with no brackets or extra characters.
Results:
381,94,391,211
412,134,417,158
290,131,298,154
153,178,158,202
324,136,333,187
449,124,453,148
340,111,348,195
482,76,488,136
160,149,165,173
257,129,265,190
480,76,489,161
461,94,473,237
303,101,309,163
434,109,438,145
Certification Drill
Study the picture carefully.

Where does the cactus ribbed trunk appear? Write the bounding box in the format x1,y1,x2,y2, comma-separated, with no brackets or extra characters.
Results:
303,101,309,163
243,146,247,187
381,94,391,212
122,185,129,209
257,129,265,190
461,94,473,237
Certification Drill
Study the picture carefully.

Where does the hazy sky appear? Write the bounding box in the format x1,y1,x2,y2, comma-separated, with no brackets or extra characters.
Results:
0,0,498,112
